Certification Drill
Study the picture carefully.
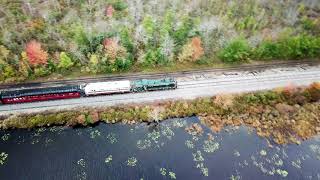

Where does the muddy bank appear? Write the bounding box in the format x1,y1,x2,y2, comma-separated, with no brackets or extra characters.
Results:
1,82,320,144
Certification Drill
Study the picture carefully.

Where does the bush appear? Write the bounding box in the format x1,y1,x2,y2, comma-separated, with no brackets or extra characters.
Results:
218,38,251,63
113,57,132,71
254,40,280,60
58,52,74,70
143,49,167,66
253,35,320,60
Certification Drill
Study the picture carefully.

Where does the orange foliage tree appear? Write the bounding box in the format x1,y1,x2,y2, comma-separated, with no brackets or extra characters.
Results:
191,37,204,60
178,37,204,62
26,40,48,67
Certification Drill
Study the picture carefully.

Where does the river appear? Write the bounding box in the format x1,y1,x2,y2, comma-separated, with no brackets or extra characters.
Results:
0,117,320,180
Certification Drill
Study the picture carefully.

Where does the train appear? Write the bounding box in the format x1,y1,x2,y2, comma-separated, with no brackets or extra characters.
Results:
0,78,177,104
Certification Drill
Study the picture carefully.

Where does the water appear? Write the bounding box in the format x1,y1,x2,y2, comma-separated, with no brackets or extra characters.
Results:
0,117,320,180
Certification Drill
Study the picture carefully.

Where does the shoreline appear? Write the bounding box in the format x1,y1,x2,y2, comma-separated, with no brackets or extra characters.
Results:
1,82,319,145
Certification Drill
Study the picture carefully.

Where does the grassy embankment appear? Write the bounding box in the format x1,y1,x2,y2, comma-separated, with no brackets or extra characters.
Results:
1,82,320,145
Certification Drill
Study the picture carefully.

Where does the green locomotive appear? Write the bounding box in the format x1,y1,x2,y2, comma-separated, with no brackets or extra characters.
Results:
131,78,177,92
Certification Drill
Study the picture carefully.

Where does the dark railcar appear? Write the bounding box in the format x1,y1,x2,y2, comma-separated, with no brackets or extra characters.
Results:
0,85,82,104
131,78,177,92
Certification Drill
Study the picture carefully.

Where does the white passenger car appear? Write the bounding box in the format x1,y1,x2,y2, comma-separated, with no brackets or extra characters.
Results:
83,80,131,96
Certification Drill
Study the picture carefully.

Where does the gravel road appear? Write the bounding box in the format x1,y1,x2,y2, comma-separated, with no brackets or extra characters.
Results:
1,63,320,115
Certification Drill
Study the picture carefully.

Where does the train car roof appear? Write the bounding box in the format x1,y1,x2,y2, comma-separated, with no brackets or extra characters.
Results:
0,85,81,98
84,80,131,91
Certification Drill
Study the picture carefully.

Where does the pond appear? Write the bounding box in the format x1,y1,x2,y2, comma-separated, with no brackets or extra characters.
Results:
0,117,320,180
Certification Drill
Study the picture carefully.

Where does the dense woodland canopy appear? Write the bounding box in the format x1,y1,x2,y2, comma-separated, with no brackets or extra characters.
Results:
0,0,319,83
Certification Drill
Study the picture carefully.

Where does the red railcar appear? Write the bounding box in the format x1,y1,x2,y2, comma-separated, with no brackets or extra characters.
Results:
1,92,81,104
0,85,82,104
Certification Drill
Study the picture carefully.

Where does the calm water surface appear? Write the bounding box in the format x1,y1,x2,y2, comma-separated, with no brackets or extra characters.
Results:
0,117,320,180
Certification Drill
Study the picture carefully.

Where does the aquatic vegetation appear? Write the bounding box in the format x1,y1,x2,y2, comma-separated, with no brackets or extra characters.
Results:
192,136,199,142
230,175,241,180
260,150,267,156
160,168,167,176
106,133,118,144
291,159,302,169
36,127,46,133
126,157,137,167
203,140,219,153
1,133,10,141
169,171,176,179
77,159,86,168
105,155,112,164
76,171,87,180
147,130,160,143
172,119,187,128
137,139,151,150
309,144,320,160
44,138,54,146
276,169,288,177
49,126,65,133
234,150,241,157
185,140,194,149
90,130,101,139
185,123,203,136
31,139,39,145
193,151,204,162
196,163,209,176
272,154,283,167
0,152,8,165
161,126,175,140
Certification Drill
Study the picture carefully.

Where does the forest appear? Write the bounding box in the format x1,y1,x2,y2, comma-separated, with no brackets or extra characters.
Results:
0,0,319,83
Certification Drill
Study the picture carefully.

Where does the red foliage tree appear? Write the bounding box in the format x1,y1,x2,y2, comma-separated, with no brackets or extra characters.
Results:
105,5,114,17
26,40,48,66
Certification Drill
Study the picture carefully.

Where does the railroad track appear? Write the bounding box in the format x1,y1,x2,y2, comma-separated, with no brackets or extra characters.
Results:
0,60,319,90
1,65,319,115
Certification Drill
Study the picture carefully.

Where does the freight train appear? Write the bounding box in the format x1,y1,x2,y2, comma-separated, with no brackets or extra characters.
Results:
0,78,177,104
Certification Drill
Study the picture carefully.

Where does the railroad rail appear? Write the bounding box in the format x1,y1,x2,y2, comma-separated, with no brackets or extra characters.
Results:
1,60,319,90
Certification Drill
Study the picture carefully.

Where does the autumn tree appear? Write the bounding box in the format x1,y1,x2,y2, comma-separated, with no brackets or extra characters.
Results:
103,38,126,64
58,52,74,70
178,37,204,62
26,40,48,67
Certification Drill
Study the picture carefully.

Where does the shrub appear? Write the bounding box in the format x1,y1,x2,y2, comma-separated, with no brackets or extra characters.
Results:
254,34,320,60
112,0,128,11
25,40,48,67
58,52,74,70
254,40,280,60
143,49,166,66
218,38,251,63
113,57,132,71
306,82,320,102
33,67,49,77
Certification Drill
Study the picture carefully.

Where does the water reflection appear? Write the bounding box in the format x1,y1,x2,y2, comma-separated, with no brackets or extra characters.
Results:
0,116,320,180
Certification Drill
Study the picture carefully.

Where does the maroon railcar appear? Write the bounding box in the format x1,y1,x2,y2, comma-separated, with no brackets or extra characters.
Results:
0,85,82,104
